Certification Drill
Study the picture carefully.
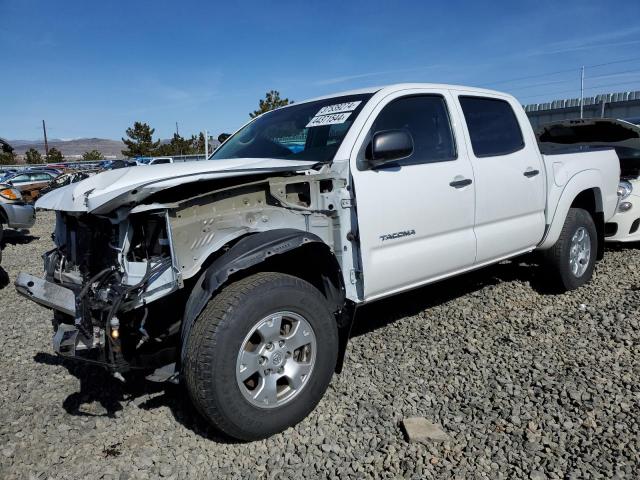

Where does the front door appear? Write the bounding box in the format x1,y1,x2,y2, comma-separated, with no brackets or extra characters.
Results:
351,90,477,301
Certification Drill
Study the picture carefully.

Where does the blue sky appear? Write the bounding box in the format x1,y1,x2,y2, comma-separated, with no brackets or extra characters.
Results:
1,0,640,140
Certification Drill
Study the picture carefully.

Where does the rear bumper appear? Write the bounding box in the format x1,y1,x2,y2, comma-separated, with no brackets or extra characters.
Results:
1,203,36,229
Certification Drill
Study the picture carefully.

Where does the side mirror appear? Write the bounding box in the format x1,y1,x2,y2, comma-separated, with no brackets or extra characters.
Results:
369,129,413,168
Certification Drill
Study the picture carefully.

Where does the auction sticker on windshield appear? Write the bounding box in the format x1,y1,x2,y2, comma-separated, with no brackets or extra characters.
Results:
315,101,362,116
306,112,352,128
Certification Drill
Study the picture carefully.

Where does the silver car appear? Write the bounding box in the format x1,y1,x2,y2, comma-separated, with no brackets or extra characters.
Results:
0,183,36,242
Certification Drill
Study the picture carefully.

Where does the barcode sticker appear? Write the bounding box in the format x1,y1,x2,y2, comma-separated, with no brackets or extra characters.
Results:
315,101,362,116
306,112,352,128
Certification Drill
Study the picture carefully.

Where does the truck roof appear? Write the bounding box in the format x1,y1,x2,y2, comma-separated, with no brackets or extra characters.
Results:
297,83,513,105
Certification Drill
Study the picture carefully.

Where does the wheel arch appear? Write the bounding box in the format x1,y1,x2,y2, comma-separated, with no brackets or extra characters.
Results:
0,205,8,224
569,188,605,259
539,170,606,255
180,228,351,370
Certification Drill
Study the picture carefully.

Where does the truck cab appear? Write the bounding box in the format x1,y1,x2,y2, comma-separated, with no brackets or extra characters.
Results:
349,87,551,299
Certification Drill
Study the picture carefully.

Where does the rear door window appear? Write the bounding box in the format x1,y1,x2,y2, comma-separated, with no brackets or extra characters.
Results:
459,96,525,157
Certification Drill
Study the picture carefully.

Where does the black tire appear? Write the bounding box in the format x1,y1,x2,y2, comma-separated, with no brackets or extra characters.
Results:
184,272,338,441
544,208,597,291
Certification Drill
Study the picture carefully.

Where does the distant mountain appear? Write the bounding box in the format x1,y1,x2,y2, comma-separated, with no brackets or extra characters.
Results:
9,138,126,158
8,137,217,160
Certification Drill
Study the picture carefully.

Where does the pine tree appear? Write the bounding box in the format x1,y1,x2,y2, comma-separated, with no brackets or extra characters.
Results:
121,122,161,158
250,90,292,118
0,151,15,165
25,148,43,164
192,132,207,153
82,149,103,161
0,141,15,165
168,133,193,155
47,147,64,162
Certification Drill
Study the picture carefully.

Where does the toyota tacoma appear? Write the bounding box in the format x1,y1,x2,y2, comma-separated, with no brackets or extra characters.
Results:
16,84,620,440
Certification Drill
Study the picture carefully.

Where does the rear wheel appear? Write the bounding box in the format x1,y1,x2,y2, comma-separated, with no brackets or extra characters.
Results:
184,272,338,441
544,208,597,291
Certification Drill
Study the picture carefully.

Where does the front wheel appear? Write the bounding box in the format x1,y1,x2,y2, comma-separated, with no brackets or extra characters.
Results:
544,208,597,291
184,272,338,441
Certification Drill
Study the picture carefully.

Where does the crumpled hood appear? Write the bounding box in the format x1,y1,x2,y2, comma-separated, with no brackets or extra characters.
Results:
36,158,318,214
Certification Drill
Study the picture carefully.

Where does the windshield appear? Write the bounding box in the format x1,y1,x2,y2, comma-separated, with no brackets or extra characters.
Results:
212,93,373,162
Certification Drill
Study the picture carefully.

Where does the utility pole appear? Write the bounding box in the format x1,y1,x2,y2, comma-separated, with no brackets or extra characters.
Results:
42,120,49,159
204,130,208,159
579,66,585,119
175,122,179,136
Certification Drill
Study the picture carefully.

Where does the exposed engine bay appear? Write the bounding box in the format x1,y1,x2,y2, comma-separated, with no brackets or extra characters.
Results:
42,210,181,375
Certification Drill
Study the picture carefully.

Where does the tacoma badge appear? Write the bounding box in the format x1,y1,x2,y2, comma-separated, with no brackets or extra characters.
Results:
379,229,416,242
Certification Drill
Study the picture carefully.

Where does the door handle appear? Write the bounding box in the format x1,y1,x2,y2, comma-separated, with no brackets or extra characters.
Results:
523,169,540,178
449,178,472,188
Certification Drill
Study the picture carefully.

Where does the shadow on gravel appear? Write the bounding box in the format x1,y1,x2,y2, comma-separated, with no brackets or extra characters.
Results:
0,229,39,247
0,266,9,289
352,254,557,337
605,241,640,252
33,352,239,444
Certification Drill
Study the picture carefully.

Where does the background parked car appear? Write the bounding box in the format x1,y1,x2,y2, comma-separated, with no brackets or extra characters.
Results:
99,159,136,170
39,170,97,196
25,166,64,176
43,163,68,171
2,170,58,203
137,156,174,165
0,169,19,182
0,183,36,242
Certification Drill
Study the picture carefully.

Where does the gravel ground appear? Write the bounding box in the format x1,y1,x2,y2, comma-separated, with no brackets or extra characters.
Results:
1,211,638,479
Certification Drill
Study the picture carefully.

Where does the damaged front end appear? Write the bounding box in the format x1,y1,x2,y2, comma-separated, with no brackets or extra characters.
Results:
15,158,352,381
17,209,182,378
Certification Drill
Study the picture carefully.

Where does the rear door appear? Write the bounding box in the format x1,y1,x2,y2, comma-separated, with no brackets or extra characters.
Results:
351,89,477,300
454,93,546,263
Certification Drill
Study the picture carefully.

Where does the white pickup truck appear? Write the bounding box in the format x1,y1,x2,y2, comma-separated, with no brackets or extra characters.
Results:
16,84,619,440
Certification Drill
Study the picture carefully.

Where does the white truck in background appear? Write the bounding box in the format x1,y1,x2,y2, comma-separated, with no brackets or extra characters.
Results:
136,157,174,165
16,84,620,440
